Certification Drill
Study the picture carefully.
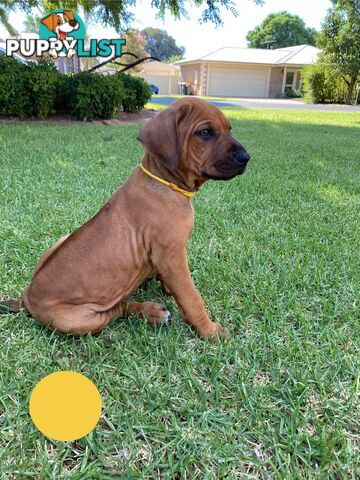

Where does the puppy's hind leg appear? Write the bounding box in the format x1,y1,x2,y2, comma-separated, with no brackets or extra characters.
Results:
41,302,126,336
125,301,172,325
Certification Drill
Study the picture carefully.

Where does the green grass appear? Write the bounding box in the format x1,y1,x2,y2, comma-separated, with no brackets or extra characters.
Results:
150,94,303,102
0,108,359,479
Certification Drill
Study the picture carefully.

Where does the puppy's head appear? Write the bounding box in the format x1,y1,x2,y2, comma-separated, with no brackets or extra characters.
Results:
41,11,78,39
137,98,250,189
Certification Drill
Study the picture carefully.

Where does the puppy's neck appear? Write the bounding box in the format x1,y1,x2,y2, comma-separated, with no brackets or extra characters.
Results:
141,153,205,193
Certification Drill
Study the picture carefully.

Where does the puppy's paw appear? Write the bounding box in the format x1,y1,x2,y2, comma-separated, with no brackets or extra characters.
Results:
141,301,171,326
67,48,76,58
199,322,229,341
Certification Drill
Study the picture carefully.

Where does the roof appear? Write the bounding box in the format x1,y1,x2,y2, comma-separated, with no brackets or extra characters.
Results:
140,61,180,72
175,45,320,67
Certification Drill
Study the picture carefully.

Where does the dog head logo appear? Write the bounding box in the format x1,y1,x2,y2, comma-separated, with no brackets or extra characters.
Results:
39,9,86,58
41,10,79,41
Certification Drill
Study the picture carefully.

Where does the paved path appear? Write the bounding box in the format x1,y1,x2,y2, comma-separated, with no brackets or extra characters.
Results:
149,96,359,112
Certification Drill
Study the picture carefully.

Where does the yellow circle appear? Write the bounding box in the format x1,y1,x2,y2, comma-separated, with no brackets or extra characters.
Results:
29,371,102,441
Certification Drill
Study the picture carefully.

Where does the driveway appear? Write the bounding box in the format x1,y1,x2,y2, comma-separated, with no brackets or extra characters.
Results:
149,96,359,112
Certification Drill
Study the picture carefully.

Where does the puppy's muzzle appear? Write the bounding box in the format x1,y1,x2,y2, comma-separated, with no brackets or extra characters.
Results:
232,148,250,166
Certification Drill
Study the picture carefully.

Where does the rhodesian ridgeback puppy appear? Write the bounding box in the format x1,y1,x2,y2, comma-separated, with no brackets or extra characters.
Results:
2,98,250,339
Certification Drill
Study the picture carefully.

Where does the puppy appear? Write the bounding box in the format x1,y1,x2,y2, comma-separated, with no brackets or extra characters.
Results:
1,98,250,339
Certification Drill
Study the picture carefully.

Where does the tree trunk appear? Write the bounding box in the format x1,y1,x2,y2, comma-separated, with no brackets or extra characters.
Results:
345,77,356,105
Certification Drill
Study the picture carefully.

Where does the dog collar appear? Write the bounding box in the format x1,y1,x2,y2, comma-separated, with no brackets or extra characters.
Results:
139,164,195,198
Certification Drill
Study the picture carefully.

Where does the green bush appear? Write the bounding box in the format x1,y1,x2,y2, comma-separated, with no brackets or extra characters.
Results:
285,87,302,98
302,63,348,104
27,60,61,118
0,57,150,119
63,72,125,120
0,57,31,117
119,73,151,112
0,57,60,118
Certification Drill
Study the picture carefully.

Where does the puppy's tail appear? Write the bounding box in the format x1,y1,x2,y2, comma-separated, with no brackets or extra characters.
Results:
0,299,24,314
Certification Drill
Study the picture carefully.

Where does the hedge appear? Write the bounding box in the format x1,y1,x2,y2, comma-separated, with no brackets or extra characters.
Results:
0,57,151,120
62,71,125,121
119,73,152,112
302,63,348,104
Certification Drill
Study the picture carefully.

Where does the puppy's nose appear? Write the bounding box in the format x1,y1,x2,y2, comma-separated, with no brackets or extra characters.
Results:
232,149,250,164
69,20,78,27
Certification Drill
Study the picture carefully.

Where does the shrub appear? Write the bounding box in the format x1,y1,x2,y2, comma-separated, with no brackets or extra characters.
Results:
64,72,125,120
119,73,151,112
0,57,61,118
0,57,151,119
285,87,302,98
302,63,348,104
0,56,31,117
27,60,61,118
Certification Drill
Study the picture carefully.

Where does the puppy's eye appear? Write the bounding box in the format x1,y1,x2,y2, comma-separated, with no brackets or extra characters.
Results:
197,128,214,138
57,19,62,25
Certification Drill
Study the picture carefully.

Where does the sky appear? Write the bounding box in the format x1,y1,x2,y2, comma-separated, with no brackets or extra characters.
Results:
0,0,332,59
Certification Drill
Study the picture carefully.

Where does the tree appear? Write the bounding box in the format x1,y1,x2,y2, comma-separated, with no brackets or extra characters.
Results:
23,13,42,33
0,2,19,35
142,28,185,61
318,0,360,104
119,29,148,71
0,0,265,34
246,11,318,49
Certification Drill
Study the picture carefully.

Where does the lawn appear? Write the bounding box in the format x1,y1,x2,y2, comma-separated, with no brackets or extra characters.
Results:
0,107,359,479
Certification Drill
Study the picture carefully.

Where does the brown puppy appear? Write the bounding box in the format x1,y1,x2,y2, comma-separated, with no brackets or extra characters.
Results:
22,98,250,338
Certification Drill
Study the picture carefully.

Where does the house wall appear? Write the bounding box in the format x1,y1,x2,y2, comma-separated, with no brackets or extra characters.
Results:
268,67,283,98
180,63,305,98
180,64,201,95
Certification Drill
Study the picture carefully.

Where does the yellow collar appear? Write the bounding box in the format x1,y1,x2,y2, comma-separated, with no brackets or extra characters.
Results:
139,164,195,198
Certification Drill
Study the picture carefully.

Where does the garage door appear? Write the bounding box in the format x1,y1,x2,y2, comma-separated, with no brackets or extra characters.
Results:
208,66,269,98
143,75,169,95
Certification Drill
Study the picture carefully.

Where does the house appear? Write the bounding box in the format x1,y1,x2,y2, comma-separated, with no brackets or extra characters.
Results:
138,61,181,95
175,45,320,98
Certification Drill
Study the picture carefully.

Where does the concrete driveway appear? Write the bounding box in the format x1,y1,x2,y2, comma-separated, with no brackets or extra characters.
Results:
149,96,359,112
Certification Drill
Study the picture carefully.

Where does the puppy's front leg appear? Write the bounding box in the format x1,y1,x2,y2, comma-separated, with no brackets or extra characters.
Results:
158,252,227,339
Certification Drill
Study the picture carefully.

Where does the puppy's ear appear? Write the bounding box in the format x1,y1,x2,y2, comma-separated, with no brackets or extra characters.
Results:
64,10,75,20
41,13,57,32
137,104,191,171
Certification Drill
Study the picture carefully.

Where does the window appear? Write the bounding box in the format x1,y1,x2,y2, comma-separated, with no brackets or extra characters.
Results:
286,71,294,85
285,70,296,95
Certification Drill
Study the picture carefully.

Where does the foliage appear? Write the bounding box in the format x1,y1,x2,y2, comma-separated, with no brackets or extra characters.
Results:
165,54,183,64
0,56,150,119
121,29,148,72
63,71,124,120
0,2,19,35
302,63,349,104
318,0,360,104
0,57,60,118
142,27,185,61
0,56,31,116
0,0,264,34
246,11,318,49
119,72,151,112
27,60,62,117
23,12,43,33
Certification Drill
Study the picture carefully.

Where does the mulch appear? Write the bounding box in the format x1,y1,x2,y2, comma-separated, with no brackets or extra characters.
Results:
0,109,158,125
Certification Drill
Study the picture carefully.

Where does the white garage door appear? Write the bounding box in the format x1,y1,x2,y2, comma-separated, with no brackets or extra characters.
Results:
143,75,169,94
208,66,269,98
